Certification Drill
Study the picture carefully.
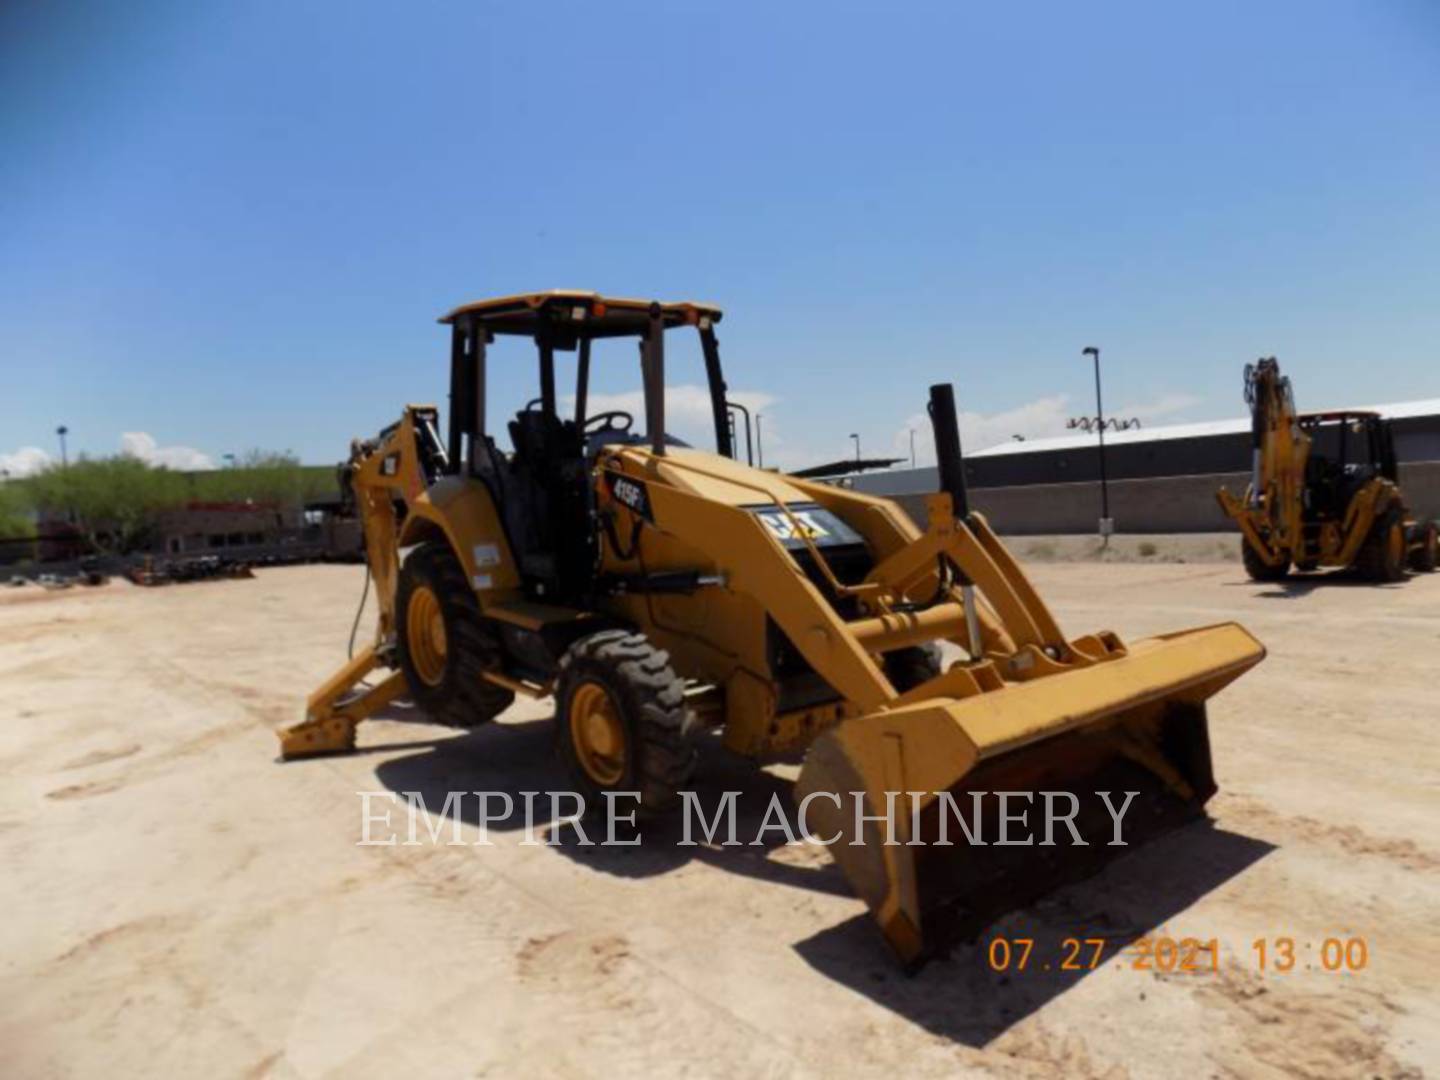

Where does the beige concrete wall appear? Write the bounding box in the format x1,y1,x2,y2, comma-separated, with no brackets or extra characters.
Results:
889,461,1440,535
1400,460,1440,522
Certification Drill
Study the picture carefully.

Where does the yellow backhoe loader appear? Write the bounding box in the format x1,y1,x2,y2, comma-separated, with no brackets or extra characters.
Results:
1218,358,1439,582
280,291,1266,965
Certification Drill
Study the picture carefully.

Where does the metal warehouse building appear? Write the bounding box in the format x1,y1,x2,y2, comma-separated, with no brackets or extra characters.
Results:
850,398,1440,534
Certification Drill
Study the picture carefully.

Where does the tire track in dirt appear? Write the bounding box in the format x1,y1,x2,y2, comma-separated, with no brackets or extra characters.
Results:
61,744,142,770
1217,795,1439,872
38,642,296,801
984,1025,1130,1080
1190,962,1422,1079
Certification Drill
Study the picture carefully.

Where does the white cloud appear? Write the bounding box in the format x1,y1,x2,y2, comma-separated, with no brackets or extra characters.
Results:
1115,391,1202,424
119,432,215,470
2,432,215,474
0,446,53,478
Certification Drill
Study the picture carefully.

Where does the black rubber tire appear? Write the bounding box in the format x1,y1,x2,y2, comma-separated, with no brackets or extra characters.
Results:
884,643,943,692
1408,523,1438,573
555,630,696,814
1241,538,1289,582
395,543,515,727
1356,509,1407,583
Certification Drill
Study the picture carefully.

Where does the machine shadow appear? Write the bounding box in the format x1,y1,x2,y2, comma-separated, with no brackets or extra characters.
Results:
791,819,1275,1048
1249,569,1406,598
372,713,1275,1050
371,716,853,898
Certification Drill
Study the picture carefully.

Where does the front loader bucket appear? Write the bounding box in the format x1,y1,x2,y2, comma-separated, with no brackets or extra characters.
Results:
794,622,1265,967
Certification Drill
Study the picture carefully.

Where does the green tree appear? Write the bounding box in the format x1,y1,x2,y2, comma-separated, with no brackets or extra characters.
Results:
0,481,35,539
190,450,335,505
22,456,186,553
16,449,339,556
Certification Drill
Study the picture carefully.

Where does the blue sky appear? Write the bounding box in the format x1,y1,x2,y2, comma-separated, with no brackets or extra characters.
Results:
3,0,1439,473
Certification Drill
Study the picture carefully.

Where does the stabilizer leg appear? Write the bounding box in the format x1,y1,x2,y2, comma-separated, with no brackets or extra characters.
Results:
278,646,409,759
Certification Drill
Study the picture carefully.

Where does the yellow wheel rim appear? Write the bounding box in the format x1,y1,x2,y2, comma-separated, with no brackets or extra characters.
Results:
569,681,627,786
406,585,448,686
1387,523,1404,569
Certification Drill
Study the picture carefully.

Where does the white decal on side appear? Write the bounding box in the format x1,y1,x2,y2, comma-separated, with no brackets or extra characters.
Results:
613,478,645,512
758,510,830,542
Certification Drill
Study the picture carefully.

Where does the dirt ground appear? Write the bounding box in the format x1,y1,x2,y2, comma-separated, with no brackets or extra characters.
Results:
1006,531,1244,564
1,556,1436,1079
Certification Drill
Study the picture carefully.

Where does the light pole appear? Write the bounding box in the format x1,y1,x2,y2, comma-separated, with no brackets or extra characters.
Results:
909,428,916,467
849,433,860,464
755,414,764,469
1081,347,1113,541
54,425,73,525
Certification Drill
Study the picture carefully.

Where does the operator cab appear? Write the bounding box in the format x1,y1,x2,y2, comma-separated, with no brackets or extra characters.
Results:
437,291,743,604
1299,410,1398,521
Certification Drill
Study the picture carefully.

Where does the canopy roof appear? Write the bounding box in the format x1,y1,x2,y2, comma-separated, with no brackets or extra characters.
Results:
439,290,723,338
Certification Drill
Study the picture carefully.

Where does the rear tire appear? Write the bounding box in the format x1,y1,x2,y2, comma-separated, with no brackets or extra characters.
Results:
1356,509,1406,583
1241,538,1289,582
884,643,943,692
555,630,697,815
1408,522,1438,573
396,543,515,727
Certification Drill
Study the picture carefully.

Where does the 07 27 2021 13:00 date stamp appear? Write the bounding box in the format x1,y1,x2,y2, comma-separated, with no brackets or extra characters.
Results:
985,935,1370,974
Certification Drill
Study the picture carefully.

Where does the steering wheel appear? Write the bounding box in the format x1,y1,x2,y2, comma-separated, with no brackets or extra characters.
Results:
583,410,634,435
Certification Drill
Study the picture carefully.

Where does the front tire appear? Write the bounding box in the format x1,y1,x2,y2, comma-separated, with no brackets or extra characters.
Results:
1356,510,1406,583
1241,537,1289,582
1408,522,1438,573
395,543,515,727
555,630,696,814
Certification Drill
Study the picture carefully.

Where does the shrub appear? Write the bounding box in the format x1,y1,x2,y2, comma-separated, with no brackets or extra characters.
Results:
15,450,332,555
0,481,34,539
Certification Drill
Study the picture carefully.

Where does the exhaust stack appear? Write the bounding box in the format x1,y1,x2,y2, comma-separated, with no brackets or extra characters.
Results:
928,383,983,658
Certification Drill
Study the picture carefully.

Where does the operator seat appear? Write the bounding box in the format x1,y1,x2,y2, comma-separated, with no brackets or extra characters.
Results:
1303,453,1342,520
506,409,594,600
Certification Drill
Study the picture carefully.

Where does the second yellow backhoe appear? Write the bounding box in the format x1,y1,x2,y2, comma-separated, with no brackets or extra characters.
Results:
1218,358,1439,581
281,291,1266,965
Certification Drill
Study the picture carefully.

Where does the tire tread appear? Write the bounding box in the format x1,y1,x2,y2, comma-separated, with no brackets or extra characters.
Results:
556,630,696,813
1355,509,1406,583
396,544,515,727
